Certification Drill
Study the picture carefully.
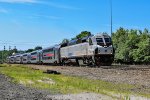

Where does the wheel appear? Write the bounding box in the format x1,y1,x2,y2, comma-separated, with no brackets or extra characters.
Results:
87,56,96,67
76,59,80,66
61,59,65,66
94,56,101,67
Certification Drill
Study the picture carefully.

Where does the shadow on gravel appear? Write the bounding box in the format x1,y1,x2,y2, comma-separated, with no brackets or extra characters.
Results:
101,65,150,71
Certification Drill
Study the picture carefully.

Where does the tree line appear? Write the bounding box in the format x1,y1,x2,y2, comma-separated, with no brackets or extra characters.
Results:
0,28,149,64
112,27,150,64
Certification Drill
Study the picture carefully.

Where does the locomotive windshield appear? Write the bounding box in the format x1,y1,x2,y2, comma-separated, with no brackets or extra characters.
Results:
96,38,103,43
104,38,112,46
96,38,104,46
96,37,112,46
104,38,110,43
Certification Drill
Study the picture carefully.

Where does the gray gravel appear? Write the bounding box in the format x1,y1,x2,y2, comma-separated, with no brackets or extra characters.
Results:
0,74,52,100
46,93,113,100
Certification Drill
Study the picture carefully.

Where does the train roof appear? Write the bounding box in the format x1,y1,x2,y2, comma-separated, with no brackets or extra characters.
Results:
95,33,111,37
22,53,29,55
42,44,61,50
30,50,41,53
9,56,15,58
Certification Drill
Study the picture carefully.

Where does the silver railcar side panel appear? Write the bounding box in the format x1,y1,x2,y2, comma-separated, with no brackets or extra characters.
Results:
30,51,40,64
22,54,30,64
15,56,22,63
41,46,60,64
60,43,91,58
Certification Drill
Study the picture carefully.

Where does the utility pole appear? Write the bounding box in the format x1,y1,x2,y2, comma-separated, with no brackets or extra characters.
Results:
110,0,113,37
1,46,5,63
3,46,5,63
13,46,17,55
9,46,11,56
4,46,5,51
14,46,16,53
9,46,11,51
2,47,3,63
1,47,2,64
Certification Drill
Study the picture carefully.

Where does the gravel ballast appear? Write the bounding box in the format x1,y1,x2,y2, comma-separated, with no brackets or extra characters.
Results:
0,74,51,100
46,93,113,100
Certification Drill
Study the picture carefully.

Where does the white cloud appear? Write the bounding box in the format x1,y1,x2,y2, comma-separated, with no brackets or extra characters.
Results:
0,9,8,13
41,2,81,10
0,0,37,3
0,0,81,10
29,14,62,20
36,14,62,19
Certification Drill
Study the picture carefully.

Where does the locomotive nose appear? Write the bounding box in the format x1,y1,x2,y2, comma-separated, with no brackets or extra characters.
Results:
97,47,113,55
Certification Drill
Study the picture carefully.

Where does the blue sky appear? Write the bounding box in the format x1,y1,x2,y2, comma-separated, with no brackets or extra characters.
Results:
0,0,150,50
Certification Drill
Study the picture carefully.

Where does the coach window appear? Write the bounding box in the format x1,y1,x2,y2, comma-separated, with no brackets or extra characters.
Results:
89,38,93,45
31,52,37,55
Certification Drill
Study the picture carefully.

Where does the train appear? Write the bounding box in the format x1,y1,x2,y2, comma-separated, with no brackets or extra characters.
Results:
7,33,114,66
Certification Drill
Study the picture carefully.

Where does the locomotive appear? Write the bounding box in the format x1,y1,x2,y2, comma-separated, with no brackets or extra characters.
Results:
7,33,114,66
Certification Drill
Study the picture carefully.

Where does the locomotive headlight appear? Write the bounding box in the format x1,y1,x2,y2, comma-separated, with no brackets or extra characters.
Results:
111,50,113,53
111,50,113,54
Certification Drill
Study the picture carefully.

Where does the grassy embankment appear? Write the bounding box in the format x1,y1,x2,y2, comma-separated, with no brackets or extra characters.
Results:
0,64,149,99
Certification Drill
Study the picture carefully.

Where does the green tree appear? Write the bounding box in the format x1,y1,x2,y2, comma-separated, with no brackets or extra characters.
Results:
112,27,129,63
133,31,150,64
34,46,42,50
112,27,150,64
26,49,34,53
69,31,92,40
62,39,69,44
76,31,92,39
